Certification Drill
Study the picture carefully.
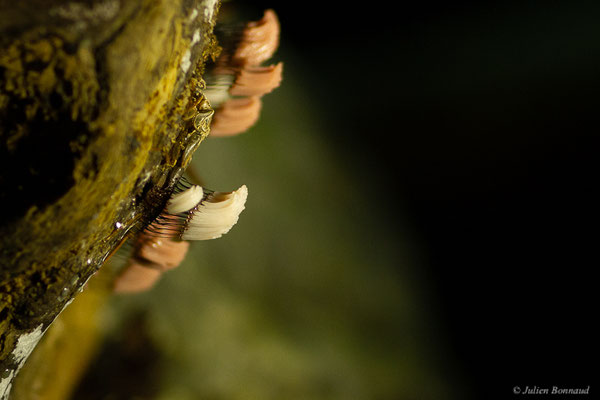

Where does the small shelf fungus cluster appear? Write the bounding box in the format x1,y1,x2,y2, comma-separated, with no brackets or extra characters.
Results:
205,9,282,136
113,9,282,294
114,181,248,293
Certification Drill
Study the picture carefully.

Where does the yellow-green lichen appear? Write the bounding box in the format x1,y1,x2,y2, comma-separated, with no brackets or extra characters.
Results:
0,33,98,124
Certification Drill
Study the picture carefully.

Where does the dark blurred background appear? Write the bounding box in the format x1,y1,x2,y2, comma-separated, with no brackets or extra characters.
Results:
231,0,598,398
82,1,597,399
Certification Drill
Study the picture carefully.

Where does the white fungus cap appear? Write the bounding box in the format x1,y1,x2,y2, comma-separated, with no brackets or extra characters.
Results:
167,185,204,214
204,74,234,108
182,185,248,240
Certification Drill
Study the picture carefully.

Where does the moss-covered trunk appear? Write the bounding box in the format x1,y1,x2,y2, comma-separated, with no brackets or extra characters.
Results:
0,0,220,397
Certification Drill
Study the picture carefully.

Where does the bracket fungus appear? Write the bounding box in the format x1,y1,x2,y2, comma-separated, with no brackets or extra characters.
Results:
205,9,283,136
114,181,248,293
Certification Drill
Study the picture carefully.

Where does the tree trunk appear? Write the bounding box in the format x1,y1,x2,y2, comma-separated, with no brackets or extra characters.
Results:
0,0,220,397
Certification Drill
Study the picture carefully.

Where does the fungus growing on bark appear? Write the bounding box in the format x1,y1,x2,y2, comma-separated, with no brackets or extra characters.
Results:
113,183,248,293
205,9,283,136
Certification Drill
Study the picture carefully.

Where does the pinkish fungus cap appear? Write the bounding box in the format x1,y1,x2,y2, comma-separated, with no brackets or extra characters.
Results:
210,97,262,137
113,262,162,294
138,239,190,271
230,62,283,97
232,9,280,67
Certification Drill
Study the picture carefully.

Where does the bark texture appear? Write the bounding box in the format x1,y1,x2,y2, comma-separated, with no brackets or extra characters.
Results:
0,0,220,397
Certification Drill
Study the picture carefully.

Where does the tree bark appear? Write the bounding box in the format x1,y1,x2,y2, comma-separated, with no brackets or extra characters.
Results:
0,0,220,397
